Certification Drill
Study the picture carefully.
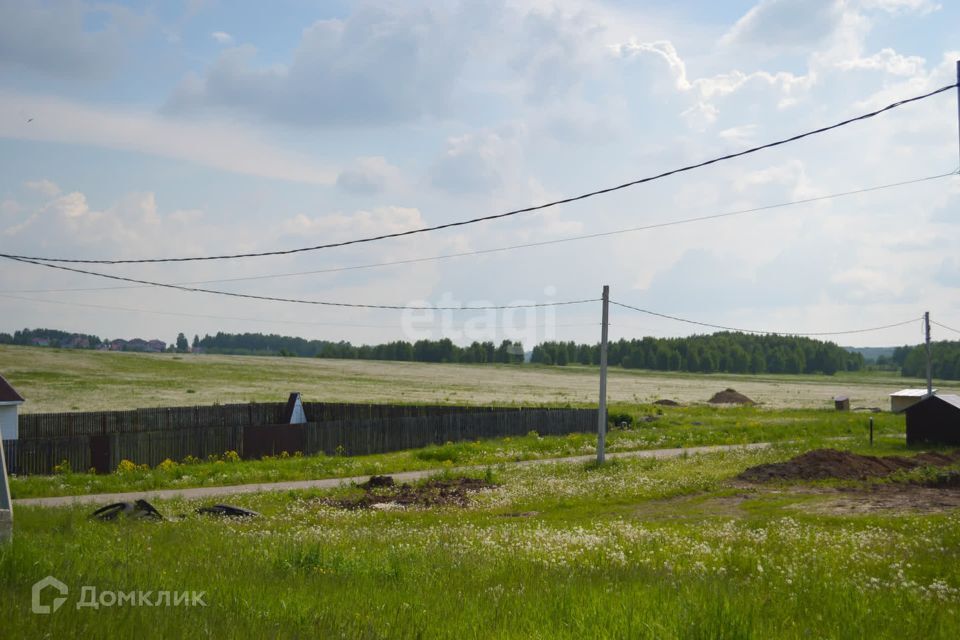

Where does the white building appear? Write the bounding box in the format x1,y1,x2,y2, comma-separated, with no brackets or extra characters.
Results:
0,375,24,441
889,388,936,413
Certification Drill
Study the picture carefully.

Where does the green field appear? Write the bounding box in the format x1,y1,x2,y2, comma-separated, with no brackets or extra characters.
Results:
2,346,959,638
3,344,959,412
4,443,960,638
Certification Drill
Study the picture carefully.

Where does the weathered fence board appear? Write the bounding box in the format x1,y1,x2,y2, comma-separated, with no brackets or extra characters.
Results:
10,403,597,474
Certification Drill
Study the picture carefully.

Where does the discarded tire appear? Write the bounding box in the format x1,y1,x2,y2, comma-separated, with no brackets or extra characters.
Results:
91,499,164,521
196,504,260,518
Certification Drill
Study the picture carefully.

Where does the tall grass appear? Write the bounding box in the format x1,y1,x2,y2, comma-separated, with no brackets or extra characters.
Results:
2,448,958,638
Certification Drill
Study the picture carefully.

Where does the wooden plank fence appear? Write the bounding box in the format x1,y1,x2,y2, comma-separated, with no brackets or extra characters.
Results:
5,403,597,475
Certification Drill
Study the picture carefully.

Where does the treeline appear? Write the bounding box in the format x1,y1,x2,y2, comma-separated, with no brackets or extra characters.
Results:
532,333,863,375
3,327,874,376
889,341,960,381
0,328,102,348
198,332,525,364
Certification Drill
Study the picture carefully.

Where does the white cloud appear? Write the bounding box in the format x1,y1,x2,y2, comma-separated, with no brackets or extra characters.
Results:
611,39,813,127
168,4,478,127
859,0,940,15
719,124,760,145
0,1,131,77
0,90,336,185
835,48,926,75
24,179,61,198
721,0,845,50
281,206,424,239
336,157,404,195
680,102,718,131
211,31,233,45
430,128,526,195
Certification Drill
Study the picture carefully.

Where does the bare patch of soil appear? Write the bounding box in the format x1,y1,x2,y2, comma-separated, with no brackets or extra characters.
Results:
737,448,960,483
796,484,960,515
633,493,753,520
325,476,497,510
708,388,755,405
653,399,679,406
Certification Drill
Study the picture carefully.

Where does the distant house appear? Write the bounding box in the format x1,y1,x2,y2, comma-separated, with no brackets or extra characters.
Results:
29,337,50,347
0,375,25,441
890,388,937,413
147,339,166,353
904,394,960,445
109,339,127,351
64,335,90,349
126,338,149,351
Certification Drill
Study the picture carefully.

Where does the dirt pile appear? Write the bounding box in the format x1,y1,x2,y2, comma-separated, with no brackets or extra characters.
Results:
738,449,960,483
653,399,679,406
325,476,497,509
708,388,755,405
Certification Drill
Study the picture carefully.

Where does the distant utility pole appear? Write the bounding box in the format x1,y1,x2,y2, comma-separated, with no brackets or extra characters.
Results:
597,285,609,465
956,60,959,165
925,311,932,397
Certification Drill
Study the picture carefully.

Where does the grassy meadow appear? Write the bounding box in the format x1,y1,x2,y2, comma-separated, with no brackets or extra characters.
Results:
3,344,959,412
3,445,960,638
2,345,959,637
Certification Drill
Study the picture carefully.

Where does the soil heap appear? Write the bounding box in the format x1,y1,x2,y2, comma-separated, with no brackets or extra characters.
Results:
738,449,960,483
708,388,755,405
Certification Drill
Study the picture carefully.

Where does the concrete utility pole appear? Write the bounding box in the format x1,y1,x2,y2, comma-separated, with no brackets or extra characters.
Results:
597,285,609,465
925,311,932,397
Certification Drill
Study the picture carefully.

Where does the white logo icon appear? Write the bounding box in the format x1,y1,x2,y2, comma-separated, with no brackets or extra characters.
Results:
32,576,68,614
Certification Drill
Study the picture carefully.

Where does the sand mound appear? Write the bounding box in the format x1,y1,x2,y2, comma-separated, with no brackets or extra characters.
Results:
738,448,960,483
708,388,755,405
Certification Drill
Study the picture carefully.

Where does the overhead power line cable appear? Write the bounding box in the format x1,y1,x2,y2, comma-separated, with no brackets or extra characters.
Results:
2,83,956,266
0,292,600,330
931,320,960,335
3,169,955,295
1,256,598,310
610,300,921,336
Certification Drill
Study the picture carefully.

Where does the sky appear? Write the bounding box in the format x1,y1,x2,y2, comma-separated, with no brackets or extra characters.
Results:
0,0,958,349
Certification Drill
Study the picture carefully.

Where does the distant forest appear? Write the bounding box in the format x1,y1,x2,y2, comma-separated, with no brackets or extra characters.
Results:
198,332,525,364
199,331,862,375
9,327,960,380
883,342,960,381
0,328,103,348
531,333,863,375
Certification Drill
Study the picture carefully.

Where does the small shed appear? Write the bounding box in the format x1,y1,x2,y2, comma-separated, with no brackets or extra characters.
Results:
833,396,850,411
283,392,307,425
904,394,960,445
890,388,936,413
0,375,25,441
